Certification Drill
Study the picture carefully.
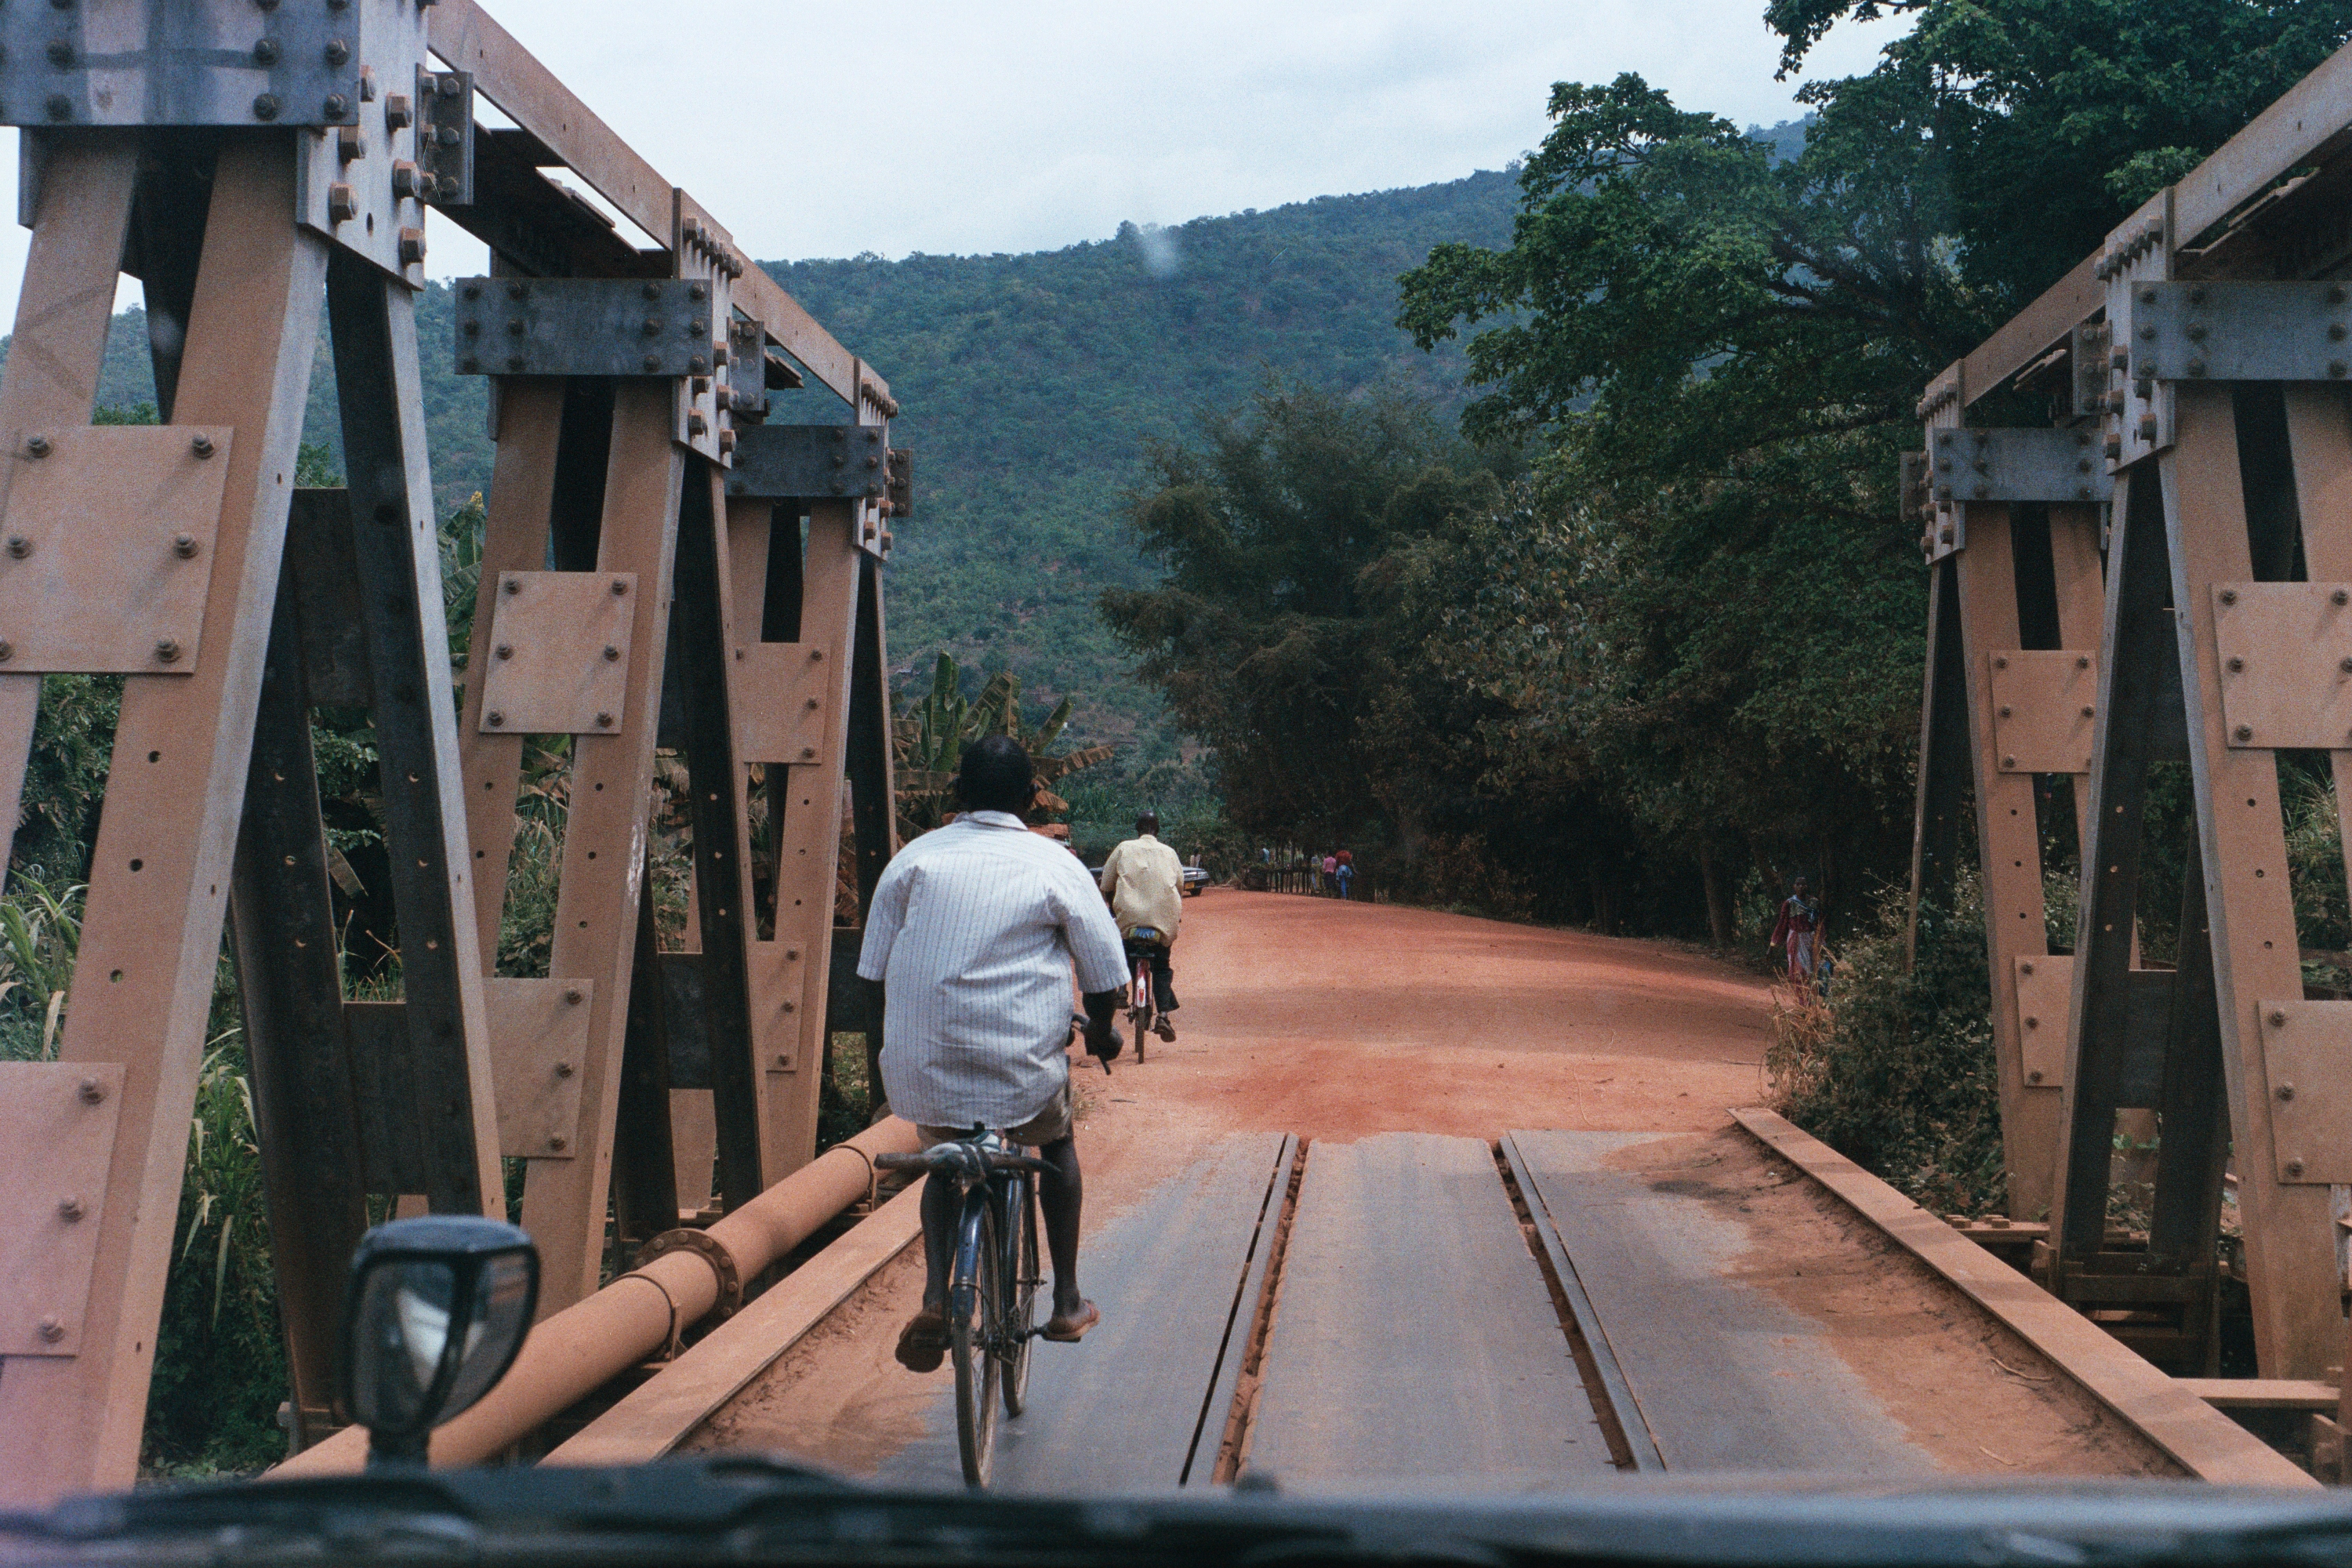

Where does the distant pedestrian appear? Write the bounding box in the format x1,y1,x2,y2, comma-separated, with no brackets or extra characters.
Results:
1321,853,1338,895
1769,876,1822,984
1335,860,1355,900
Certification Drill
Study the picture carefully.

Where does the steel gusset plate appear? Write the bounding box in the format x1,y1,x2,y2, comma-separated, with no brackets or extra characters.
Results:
2132,280,2352,383
0,0,387,128
726,423,891,501
1931,426,2112,506
453,278,718,378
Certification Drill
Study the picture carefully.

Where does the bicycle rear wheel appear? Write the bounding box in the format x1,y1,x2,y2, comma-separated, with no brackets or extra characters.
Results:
1130,960,1150,1063
950,1201,1001,1486
1001,1175,1040,1417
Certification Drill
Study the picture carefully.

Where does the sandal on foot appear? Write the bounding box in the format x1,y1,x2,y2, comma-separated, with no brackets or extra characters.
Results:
895,1305,948,1372
1042,1300,1101,1342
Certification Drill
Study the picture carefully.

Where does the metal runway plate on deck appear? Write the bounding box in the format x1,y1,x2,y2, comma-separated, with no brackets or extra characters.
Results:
1508,1129,1936,1475
1243,1132,1615,1491
879,1133,1294,1491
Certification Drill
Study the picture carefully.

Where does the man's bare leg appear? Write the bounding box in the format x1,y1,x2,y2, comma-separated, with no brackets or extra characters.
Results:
1036,1134,1084,1319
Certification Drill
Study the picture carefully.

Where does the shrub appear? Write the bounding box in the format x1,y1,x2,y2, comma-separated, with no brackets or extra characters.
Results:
1768,870,2007,1217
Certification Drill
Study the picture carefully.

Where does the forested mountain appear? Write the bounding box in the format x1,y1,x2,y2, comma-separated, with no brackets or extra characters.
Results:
27,169,1522,811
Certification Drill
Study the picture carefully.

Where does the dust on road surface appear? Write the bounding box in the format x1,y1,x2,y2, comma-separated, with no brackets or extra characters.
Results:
691,891,2166,1480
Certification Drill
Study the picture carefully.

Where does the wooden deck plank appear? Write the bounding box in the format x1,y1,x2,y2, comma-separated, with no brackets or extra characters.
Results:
1731,1108,2318,1487
1243,1133,1614,1490
1509,1129,1938,1475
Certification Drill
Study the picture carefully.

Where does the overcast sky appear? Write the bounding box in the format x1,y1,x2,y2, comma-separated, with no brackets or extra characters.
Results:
0,0,1901,338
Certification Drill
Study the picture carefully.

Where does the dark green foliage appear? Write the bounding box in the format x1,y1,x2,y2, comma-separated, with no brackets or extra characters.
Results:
1770,877,2007,1216
1100,383,1508,850
1762,0,2352,304
771,174,1517,793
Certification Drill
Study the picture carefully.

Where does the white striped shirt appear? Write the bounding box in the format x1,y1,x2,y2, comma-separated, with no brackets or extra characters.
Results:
858,811,1130,1130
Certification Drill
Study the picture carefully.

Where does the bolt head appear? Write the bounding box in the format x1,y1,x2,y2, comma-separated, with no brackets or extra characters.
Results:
3,537,27,561
2280,1084,2296,1101
190,434,215,459
252,93,281,121
56,1196,82,1221
555,1061,574,1077
2227,656,2245,672
24,436,50,459
486,710,504,727
172,534,198,559
550,1136,568,1152
603,645,620,661
564,989,583,1004
153,638,180,663
2235,724,2253,742
2271,1009,2289,1027
495,643,512,660
2288,1159,2306,1178
2220,589,2238,604
503,577,520,594
595,711,614,728
611,579,628,596
38,1317,64,1344
78,1077,103,1104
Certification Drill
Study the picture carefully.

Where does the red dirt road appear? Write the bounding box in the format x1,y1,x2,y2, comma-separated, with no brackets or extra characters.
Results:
693,891,2166,1480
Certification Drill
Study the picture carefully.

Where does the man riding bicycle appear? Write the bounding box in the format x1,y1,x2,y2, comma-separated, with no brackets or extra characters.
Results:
858,735,1128,1372
1098,811,1184,1041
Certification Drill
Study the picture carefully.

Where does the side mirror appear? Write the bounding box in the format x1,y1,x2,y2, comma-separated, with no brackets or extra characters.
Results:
340,1216,538,1469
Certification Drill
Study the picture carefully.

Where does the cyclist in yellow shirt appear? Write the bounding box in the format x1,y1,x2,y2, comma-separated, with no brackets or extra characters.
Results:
1098,811,1184,1041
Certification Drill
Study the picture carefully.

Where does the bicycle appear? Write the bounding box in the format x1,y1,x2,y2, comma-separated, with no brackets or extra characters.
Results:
875,1131,1047,1487
1123,928,1167,1064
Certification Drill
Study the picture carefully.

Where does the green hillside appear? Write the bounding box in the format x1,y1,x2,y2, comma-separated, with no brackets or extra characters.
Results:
25,169,1521,806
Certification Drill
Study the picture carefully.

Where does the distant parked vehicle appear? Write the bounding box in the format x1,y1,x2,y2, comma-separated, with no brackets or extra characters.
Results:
1181,866,1210,897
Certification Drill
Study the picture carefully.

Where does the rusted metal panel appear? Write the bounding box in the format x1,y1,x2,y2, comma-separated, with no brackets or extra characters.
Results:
2013,956,2072,1088
290,1,431,287
475,569,637,735
2256,1002,2352,1183
2211,582,2352,750
731,641,830,764
728,423,892,503
1989,650,2098,774
1933,426,2111,506
0,2,375,129
452,278,717,379
487,977,592,1159
0,1063,122,1357
2134,281,2352,383
0,424,233,673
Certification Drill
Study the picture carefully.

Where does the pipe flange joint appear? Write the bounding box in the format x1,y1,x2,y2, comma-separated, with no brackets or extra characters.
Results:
637,1227,743,1319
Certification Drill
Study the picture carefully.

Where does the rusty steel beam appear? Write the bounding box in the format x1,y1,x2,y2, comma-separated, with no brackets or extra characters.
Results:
425,0,881,408
274,1115,922,1475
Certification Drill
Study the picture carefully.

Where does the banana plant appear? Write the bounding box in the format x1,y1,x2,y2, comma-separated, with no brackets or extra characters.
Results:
894,653,1112,837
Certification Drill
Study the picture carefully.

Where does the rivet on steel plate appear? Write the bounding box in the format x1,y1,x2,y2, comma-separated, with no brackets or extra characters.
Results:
2280,1083,2296,1101
461,318,479,337
806,697,821,710
154,638,180,663
564,989,583,1004
324,38,349,65
800,747,815,760
2,538,27,561
2271,1009,2288,1026
610,578,628,595
809,648,823,661
1994,655,2008,669
782,1000,797,1013
506,318,525,337
641,316,662,336
2024,1015,2038,1029
555,1061,574,1077
506,354,524,372
2027,1070,2042,1083
190,433,215,459
24,436,49,459
324,94,349,119
486,710,504,727
595,712,614,728
252,91,281,120
2288,1159,2306,1177
172,535,197,559
56,1195,82,1221
550,1136,568,1151
2235,724,2253,742
2220,588,2238,604
2020,961,2034,976
38,1318,64,1344
78,1076,103,1104
642,354,659,372
688,283,707,303
2227,656,2245,672
602,645,619,661
0,642,16,662
2081,706,2095,718
494,644,512,659
2335,589,2349,605
2002,754,2016,768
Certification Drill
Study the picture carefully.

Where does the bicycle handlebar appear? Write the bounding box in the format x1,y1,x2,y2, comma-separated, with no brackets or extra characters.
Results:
876,1145,1052,1176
